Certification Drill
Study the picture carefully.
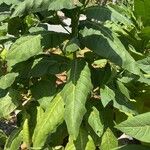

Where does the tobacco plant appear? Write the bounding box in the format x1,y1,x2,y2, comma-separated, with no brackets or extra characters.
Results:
0,0,150,149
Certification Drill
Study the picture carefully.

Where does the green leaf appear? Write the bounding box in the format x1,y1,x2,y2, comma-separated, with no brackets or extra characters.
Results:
32,93,64,149
140,26,150,40
80,27,140,75
115,112,150,143
0,73,18,89
100,85,136,115
116,80,130,99
22,113,30,149
4,128,22,150
31,78,56,110
100,85,115,107
113,144,150,150
32,31,69,50
63,38,80,54
137,56,150,74
100,128,118,150
6,35,42,68
85,5,133,26
62,59,92,140
134,0,150,26
12,0,82,17
0,130,7,147
48,122,68,147
0,89,20,118
87,106,104,137
65,128,95,150
30,54,69,77
32,106,44,142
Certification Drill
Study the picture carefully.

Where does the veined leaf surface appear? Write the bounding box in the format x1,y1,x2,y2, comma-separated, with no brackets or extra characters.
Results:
116,112,150,143
32,93,64,149
62,59,92,140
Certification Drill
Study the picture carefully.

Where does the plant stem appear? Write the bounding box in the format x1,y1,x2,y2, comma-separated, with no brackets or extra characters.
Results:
71,8,80,59
71,9,80,38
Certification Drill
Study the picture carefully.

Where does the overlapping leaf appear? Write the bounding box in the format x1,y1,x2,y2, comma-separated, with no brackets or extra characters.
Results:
137,56,150,74
32,93,64,148
65,128,95,150
116,112,150,143
100,85,136,114
4,128,22,150
80,27,141,75
12,0,82,17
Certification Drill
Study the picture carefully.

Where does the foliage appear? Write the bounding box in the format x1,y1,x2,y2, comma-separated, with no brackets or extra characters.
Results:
0,0,150,149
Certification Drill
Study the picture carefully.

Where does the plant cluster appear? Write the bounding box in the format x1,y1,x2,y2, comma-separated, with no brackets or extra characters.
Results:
0,0,150,150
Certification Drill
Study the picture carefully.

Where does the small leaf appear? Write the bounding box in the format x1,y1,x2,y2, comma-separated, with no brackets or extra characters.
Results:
0,73,18,89
92,59,107,68
100,85,115,107
22,113,30,149
87,106,104,137
63,38,80,54
115,112,150,143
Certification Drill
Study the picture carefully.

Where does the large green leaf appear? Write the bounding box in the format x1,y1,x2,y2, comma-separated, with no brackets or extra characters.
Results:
31,30,69,50
0,73,18,89
115,112,150,143
62,59,92,140
0,89,20,118
12,0,82,17
30,54,69,77
4,128,22,150
85,5,133,26
113,145,150,150
87,106,104,137
6,35,42,68
32,93,64,149
134,0,150,26
100,128,118,150
65,128,95,150
80,27,140,75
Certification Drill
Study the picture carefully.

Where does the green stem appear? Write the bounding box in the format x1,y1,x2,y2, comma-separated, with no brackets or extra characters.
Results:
71,8,80,59
71,9,80,38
